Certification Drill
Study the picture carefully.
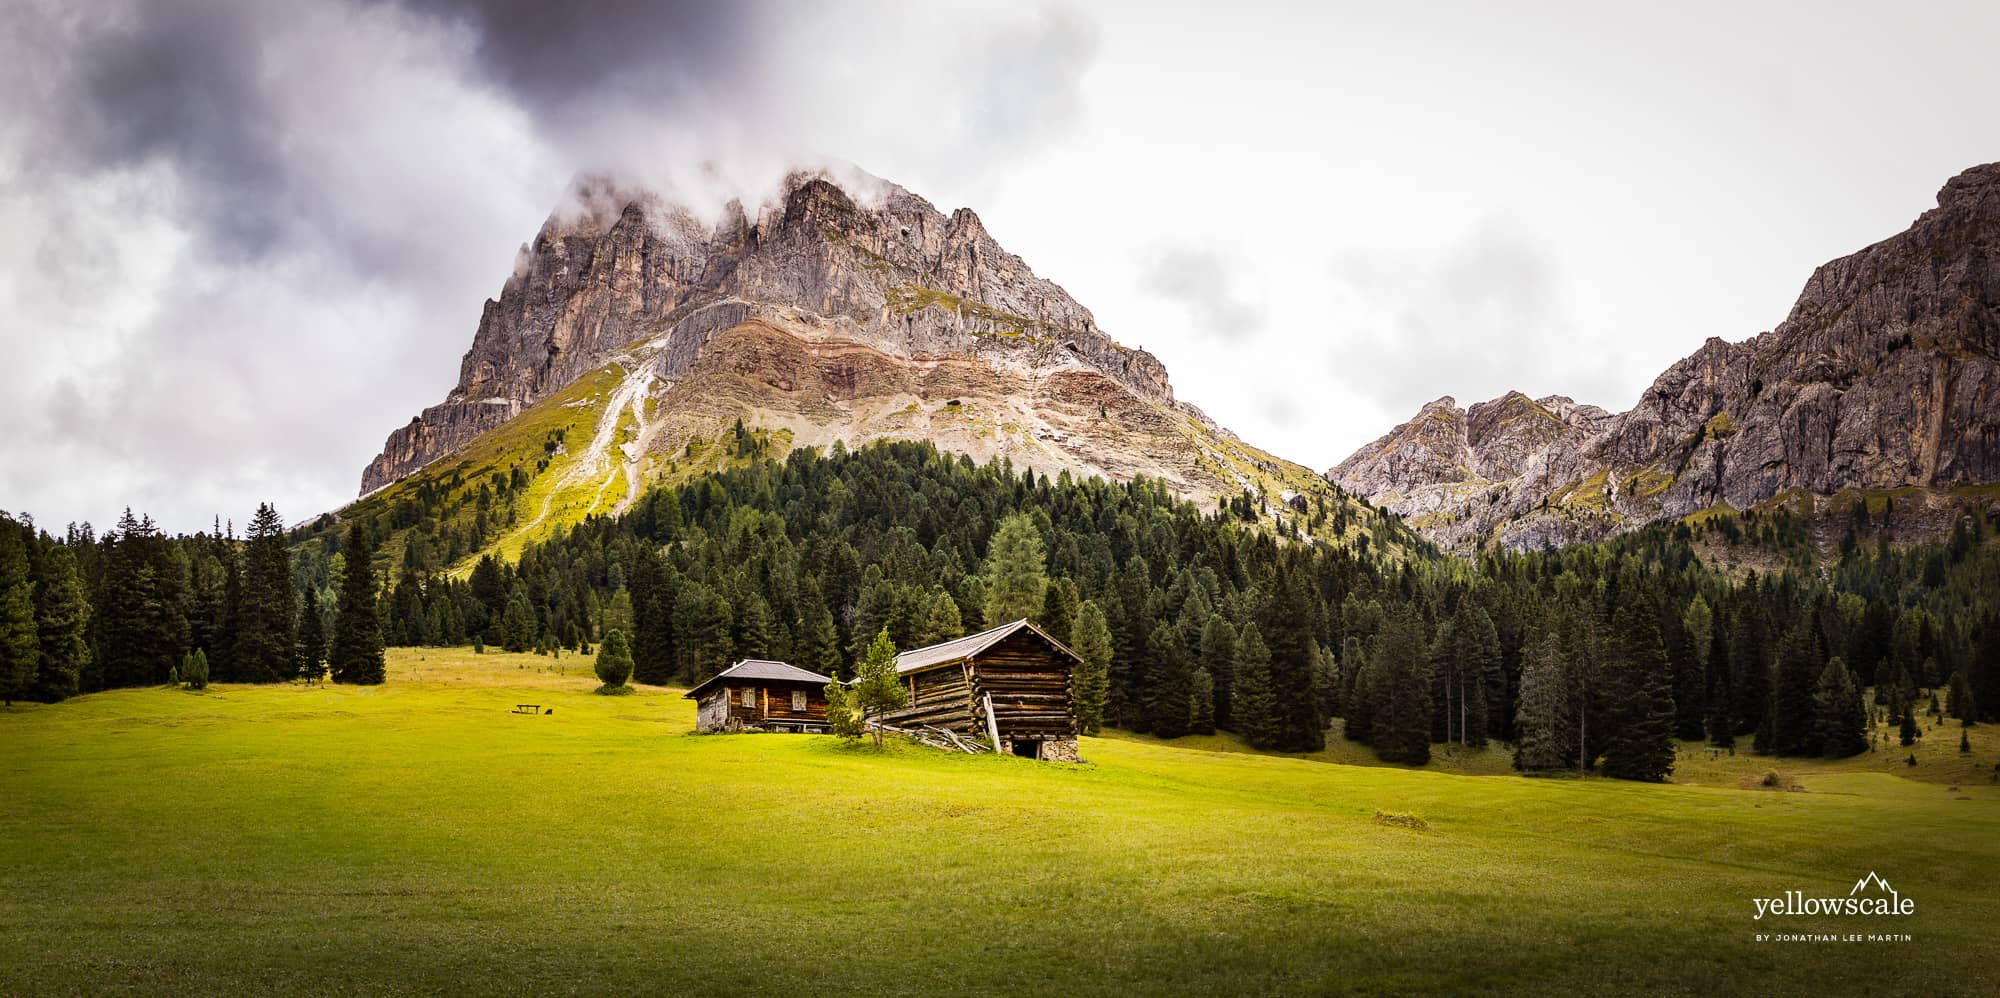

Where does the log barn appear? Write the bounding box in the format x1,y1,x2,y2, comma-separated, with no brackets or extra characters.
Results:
878,619,1081,762
685,659,834,733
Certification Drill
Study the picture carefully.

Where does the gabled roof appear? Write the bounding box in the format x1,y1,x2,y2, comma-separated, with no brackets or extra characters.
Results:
894,618,1081,675
683,659,834,699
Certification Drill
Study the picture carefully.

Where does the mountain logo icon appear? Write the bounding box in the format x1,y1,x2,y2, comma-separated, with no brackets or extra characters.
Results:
1850,871,1896,897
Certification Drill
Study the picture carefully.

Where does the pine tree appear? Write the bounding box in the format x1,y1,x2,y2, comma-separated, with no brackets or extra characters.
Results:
981,513,1048,626
1768,619,1823,756
1189,667,1217,735
500,586,537,653
825,674,862,740
295,587,327,684
603,586,634,640
97,510,188,689
795,581,843,679
232,503,296,682
1070,600,1112,736
1814,657,1867,758
29,542,87,703
0,522,38,706
1450,603,1500,747
1677,595,1714,741
920,589,965,646
1260,565,1325,752
1145,622,1192,739
594,629,634,691
1372,608,1432,765
1947,670,1977,726
1514,631,1573,771
1600,603,1675,782
1199,615,1237,729
330,525,386,685
853,628,907,748
1343,650,1377,744
1232,623,1277,749
1898,703,1918,746
186,648,210,690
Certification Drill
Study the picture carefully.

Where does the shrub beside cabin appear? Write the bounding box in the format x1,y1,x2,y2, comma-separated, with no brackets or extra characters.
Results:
685,660,834,733
683,620,1082,761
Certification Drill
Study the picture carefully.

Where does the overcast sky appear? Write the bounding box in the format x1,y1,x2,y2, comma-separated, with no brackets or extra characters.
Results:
3,0,1997,534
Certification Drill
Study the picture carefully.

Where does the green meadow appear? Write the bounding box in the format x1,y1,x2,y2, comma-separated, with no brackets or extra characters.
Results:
3,648,1995,995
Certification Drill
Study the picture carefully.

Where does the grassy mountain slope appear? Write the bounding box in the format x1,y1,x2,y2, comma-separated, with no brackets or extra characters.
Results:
2,649,1994,995
315,326,1430,577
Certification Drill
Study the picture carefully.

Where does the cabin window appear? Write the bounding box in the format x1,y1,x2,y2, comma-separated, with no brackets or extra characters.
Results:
792,690,807,711
741,687,757,708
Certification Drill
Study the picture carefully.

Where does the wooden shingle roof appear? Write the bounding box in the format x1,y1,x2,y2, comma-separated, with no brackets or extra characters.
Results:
893,618,1081,675
683,659,834,699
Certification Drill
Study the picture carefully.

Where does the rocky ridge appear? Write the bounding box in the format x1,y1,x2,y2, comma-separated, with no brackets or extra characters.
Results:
1332,162,2000,550
358,170,1400,562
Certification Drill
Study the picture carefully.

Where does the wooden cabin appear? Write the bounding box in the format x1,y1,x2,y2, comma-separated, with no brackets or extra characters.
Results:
685,659,834,733
878,619,1081,761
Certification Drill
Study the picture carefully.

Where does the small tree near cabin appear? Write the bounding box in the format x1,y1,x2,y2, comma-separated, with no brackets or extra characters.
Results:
853,628,907,748
825,676,862,740
981,513,1048,627
594,629,634,693
1070,600,1112,735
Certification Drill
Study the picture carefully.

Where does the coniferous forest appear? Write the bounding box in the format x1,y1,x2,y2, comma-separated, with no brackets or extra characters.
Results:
5,441,1997,781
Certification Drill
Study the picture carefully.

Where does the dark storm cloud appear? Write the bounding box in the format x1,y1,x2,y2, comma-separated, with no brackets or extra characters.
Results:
400,0,756,116
67,1,292,258
1139,248,1267,340
0,0,1102,533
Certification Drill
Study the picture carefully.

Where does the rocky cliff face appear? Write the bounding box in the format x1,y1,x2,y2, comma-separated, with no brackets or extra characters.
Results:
357,170,1405,563
1333,162,2000,550
362,172,1183,493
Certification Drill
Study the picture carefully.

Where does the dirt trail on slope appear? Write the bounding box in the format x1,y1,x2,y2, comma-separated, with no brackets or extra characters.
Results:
505,361,656,548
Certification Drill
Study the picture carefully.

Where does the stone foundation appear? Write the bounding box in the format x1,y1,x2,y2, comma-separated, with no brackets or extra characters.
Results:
1040,736,1081,763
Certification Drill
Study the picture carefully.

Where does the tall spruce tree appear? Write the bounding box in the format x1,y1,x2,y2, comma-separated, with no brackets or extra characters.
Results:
1768,618,1824,756
1600,603,1675,782
1450,602,1500,747
0,521,38,706
295,587,327,684
232,503,296,683
1232,623,1277,749
1145,622,1192,739
1070,600,1112,736
1373,607,1433,765
30,543,88,703
1199,615,1237,729
1676,596,1713,741
795,581,844,679
96,510,187,689
499,585,537,653
1188,666,1217,735
330,525,386,685
1814,657,1868,758
981,513,1048,626
1514,631,1573,771
1260,564,1325,752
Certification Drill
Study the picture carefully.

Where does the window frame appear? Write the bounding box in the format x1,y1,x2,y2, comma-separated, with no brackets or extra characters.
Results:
791,689,807,712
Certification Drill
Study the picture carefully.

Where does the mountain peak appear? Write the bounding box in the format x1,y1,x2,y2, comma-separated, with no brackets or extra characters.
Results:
1332,162,2000,551
1937,161,2000,210
350,166,1408,568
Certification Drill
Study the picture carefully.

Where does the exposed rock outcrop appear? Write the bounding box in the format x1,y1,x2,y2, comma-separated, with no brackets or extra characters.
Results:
361,171,1183,493
1332,162,2000,550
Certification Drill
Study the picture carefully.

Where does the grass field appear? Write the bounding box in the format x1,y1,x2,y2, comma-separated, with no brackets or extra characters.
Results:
3,648,1996,995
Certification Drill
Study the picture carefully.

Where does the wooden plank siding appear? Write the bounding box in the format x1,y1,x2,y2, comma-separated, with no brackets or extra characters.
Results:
701,681,830,731
880,630,1075,740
